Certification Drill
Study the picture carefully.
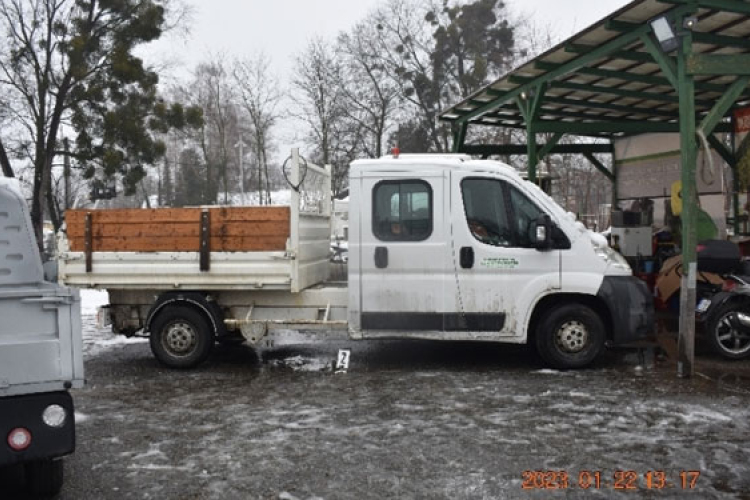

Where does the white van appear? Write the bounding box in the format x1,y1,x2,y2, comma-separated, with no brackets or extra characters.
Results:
59,152,653,369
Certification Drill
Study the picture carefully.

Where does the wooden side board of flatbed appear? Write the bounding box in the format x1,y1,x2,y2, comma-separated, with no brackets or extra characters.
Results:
65,206,291,252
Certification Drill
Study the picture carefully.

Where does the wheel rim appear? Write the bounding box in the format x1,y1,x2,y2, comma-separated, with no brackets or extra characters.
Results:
715,313,750,355
555,320,589,353
162,321,198,357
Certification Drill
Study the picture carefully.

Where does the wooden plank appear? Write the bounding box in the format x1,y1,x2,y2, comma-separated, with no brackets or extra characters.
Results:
77,236,288,252
69,233,291,252
210,207,290,222
67,208,203,224
67,206,291,224
67,220,290,238
66,206,292,253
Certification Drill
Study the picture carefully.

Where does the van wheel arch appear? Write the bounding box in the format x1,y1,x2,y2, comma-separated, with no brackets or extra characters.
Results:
527,294,613,344
145,292,226,338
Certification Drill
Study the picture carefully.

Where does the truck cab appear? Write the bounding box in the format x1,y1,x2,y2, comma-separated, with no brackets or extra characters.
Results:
348,154,653,368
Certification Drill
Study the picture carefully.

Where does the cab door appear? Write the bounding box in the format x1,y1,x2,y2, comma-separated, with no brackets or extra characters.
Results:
358,170,451,333
449,172,560,337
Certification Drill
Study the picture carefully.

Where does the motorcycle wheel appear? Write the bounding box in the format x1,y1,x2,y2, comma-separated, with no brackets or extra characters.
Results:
706,302,750,359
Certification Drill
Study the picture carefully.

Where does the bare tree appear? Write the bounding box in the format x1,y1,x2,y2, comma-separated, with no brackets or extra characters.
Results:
337,22,400,158
234,52,282,205
181,58,240,204
291,39,343,167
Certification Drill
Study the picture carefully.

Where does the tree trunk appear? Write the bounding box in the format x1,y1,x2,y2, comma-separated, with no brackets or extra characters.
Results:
0,141,14,178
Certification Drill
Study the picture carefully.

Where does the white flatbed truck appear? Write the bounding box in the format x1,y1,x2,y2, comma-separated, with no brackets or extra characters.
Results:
58,150,653,369
1,178,83,496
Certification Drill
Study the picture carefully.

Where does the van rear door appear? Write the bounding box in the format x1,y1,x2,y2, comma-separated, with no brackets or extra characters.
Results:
356,169,452,334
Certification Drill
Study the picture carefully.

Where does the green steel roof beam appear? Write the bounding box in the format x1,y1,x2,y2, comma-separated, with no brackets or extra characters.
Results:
533,120,708,134
699,75,750,135
460,143,613,156
543,96,678,118
487,107,608,122
509,75,714,105
537,132,565,159
452,122,468,153
534,61,660,83
515,83,548,123
534,60,746,95
687,54,750,75
640,34,679,88
611,19,750,50
659,0,750,16
452,3,696,125
692,31,750,50
564,44,655,64
707,134,736,167
583,152,616,182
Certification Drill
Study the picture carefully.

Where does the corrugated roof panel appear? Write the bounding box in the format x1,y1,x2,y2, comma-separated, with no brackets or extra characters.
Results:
439,0,750,135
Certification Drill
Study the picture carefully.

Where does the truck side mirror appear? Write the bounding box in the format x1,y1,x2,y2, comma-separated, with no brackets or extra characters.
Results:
535,214,553,251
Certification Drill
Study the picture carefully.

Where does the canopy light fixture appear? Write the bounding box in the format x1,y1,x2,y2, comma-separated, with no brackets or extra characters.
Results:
683,16,698,30
650,16,679,53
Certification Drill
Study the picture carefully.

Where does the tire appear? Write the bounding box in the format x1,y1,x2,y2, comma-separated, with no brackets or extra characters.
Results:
706,301,750,360
25,458,63,497
150,305,214,369
535,303,605,369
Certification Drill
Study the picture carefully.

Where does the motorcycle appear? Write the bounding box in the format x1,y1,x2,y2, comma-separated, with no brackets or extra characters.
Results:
695,241,750,360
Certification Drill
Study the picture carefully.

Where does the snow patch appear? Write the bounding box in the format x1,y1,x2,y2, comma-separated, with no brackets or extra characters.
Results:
94,337,148,348
268,355,332,372
80,289,109,315
681,409,732,424
534,369,566,375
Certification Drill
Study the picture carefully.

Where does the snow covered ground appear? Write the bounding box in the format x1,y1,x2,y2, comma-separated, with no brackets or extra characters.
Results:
48,291,750,499
79,290,148,357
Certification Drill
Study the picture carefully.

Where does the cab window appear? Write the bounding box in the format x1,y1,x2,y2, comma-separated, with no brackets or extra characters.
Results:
508,185,544,248
373,180,432,241
461,178,513,247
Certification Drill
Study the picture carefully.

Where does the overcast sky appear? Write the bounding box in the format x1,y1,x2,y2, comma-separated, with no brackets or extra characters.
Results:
147,0,632,82
142,0,632,154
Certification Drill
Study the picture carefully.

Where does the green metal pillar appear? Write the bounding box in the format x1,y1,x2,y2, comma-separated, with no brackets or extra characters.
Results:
517,85,547,184
677,20,697,379
452,122,468,153
527,122,538,183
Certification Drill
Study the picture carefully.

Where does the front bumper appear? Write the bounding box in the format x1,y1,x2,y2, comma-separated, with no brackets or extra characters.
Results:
0,391,75,467
597,276,654,344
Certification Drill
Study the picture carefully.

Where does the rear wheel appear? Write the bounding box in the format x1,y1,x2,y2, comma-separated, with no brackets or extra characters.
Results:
706,302,750,359
150,306,214,369
535,304,605,369
25,458,63,497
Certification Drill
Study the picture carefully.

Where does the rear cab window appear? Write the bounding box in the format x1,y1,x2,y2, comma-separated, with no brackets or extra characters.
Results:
372,180,433,241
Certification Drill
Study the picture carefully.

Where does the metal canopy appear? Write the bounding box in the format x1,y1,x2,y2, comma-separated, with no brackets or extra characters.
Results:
440,0,750,380
439,0,750,137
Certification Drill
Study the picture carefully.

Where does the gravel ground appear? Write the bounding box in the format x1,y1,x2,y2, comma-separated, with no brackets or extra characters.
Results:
5,292,750,499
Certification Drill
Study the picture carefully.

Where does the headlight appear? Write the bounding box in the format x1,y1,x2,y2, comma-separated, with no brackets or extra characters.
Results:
594,245,631,272
42,404,67,428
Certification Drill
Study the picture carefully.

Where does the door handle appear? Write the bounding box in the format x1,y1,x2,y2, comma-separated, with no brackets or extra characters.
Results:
375,246,388,269
460,247,474,269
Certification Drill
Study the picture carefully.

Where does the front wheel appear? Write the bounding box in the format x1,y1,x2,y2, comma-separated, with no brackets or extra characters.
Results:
150,306,214,369
706,302,750,360
25,458,64,497
535,304,605,369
